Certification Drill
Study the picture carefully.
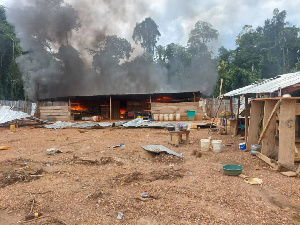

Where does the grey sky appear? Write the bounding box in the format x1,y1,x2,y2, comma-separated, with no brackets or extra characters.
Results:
1,0,300,50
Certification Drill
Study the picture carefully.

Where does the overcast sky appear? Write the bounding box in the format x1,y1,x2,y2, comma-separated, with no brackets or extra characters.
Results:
1,0,300,51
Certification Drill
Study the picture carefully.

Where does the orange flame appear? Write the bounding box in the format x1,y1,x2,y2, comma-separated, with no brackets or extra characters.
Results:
156,96,172,102
120,109,126,119
71,103,88,111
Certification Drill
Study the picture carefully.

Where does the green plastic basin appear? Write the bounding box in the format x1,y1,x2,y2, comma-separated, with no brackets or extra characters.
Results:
222,165,243,176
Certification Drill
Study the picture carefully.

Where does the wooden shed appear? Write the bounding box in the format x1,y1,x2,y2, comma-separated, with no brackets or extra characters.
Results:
38,91,202,121
224,72,300,169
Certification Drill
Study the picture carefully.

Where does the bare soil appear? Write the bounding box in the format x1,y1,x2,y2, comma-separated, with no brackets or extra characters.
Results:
0,123,299,224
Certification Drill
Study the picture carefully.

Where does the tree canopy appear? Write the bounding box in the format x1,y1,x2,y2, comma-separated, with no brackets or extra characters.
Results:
0,6,23,100
132,17,161,55
214,8,300,96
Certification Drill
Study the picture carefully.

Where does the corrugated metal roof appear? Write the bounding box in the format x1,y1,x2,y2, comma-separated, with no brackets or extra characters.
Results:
224,72,300,96
0,105,31,124
141,145,183,157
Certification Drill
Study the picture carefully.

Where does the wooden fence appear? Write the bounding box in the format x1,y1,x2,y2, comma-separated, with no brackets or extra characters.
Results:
0,100,35,115
205,98,239,118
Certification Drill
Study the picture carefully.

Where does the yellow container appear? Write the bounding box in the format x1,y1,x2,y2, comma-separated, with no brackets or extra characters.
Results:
10,125,16,132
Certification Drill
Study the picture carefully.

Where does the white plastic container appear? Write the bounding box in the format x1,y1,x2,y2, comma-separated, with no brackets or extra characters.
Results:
200,139,211,151
169,114,174,121
211,140,222,152
153,114,159,121
175,114,181,121
159,114,164,121
164,114,169,121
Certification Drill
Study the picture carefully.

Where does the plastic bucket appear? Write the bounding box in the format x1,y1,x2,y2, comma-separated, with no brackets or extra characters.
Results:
169,114,174,121
153,114,159,121
159,114,164,121
212,140,222,152
239,142,246,150
200,139,211,151
164,114,169,121
187,110,195,121
175,114,181,121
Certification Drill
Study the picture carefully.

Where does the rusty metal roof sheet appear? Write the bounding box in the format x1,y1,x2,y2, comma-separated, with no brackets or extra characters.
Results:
224,72,300,96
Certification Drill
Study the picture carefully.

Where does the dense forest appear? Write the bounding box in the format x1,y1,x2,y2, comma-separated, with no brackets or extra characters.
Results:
0,6,23,100
0,4,300,100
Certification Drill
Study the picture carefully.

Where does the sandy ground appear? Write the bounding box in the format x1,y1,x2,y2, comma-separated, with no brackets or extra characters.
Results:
0,122,299,225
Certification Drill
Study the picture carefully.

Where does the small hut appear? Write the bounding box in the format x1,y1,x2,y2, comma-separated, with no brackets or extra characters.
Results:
224,72,300,169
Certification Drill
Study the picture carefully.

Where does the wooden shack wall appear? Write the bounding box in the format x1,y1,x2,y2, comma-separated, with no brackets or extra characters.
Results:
40,106,71,121
151,102,204,120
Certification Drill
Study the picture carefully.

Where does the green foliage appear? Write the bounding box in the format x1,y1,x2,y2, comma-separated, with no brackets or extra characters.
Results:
132,17,161,55
0,5,24,100
214,8,300,97
89,35,133,72
188,21,219,45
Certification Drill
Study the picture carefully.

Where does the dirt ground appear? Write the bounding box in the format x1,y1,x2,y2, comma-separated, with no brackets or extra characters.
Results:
0,122,299,225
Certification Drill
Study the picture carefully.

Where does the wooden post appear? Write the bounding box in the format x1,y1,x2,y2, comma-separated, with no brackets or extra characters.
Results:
35,83,40,118
210,97,214,117
235,95,241,136
24,96,27,114
261,100,277,156
278,99,295,168
229,96,233,116
150,95,152,111
110,96,112,121
216,79,223,123
246,100,263,150
244,94,249,143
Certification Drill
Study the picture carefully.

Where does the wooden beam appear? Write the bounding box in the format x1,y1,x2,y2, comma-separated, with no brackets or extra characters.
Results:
229,96,233,116
256,152,280,170
258,100,281,144
278,99,296,168
260,100,278,157
295,103,300,115
110,96,112,121
244,94,249,143
246,100,263,151
235,95,240,136
210,96,214,117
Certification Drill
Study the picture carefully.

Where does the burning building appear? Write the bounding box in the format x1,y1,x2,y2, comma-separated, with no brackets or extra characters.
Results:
38,91,203,121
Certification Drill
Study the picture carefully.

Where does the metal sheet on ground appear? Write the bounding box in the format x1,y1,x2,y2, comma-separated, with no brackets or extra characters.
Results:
141,145,183,158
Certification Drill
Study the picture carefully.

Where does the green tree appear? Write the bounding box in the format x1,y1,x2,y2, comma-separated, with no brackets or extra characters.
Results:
216,8,300,96
132,17,161,55
0,5,23,100
89,35,133,73
188,21,219,47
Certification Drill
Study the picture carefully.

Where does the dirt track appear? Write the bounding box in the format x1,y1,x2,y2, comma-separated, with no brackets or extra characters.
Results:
0,124,299,224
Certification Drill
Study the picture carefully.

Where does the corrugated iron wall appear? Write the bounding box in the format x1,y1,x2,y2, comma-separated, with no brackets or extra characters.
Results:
0,100,35,116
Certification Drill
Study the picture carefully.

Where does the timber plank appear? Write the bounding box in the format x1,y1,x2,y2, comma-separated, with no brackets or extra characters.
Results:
278,99,295,168
246,100,263,150
256,152,280,170
261,100,278,156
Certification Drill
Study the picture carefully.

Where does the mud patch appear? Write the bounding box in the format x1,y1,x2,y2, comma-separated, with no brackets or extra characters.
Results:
85,190,107,200
113,172,143,185
0,169,43,188
293,215,300,222
152,152,184,164
67,156,123,166
149,168,184,181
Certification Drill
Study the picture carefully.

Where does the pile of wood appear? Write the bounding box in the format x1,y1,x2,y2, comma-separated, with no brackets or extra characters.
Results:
39,106,71,121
